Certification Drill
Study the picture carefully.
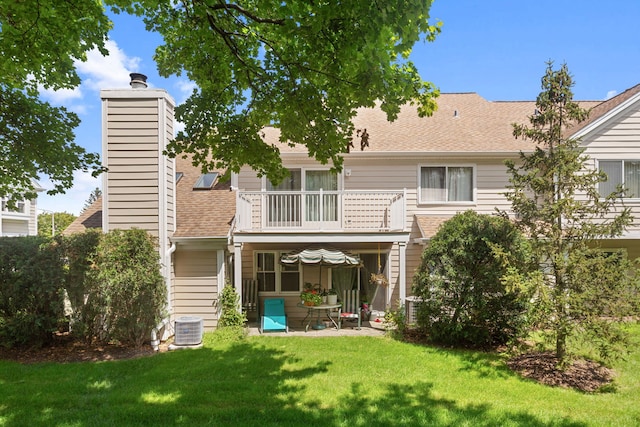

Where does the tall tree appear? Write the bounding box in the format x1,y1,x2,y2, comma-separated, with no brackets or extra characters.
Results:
111,0,441,183
503,62,638,365
0,1,109,203
81,187,102,214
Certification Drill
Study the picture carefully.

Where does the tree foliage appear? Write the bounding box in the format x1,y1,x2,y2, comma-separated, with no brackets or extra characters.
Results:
110,0,441,183
412,211,534,348
503,62,638,364
2,1,440,196
0,0,109,202
37,212,77,238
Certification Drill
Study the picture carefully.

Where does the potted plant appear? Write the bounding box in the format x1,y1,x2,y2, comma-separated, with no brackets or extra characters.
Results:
370,272,389,287
326,288,338,305
301,283,323,306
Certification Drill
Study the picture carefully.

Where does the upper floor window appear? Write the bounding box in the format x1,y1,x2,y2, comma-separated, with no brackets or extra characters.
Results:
419,166,474,203
1,198,25,213
599,160,640,198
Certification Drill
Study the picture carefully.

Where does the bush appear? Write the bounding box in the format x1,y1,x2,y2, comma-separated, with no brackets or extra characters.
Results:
90,229,166,347
0,236,65,347
59,230,102,342
218,283,247,328
412,211,534,348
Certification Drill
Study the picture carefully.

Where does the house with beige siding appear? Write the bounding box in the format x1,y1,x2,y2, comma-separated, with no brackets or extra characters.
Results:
66,74,640,333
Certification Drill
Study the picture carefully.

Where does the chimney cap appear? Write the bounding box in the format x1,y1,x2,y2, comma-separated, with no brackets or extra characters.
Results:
129,73,148,88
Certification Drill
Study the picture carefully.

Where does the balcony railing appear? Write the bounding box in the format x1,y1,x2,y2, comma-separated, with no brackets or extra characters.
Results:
236,189,406,232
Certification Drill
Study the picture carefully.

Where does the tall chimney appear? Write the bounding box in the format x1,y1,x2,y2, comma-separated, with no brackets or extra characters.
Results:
129,72,148,89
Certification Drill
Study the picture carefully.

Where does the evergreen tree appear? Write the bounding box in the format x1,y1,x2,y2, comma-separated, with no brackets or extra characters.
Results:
81,187,102,214
503,62,638,365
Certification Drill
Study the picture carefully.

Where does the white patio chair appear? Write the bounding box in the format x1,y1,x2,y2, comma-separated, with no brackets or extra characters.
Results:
339,289,361,330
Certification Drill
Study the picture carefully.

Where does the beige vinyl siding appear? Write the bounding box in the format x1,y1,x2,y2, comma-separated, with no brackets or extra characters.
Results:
582,106,640,234
104,97,161,236
173,248,219,330
164,102,175,235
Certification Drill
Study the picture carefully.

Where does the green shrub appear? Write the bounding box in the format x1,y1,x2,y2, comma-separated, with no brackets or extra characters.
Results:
0,236,65,347
90,229,166,347
383,300,407,340
58,230,102,342
218,283,247,328
412,211,534,348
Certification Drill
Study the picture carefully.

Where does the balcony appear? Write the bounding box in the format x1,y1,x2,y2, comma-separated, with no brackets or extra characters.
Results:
236,190,406,232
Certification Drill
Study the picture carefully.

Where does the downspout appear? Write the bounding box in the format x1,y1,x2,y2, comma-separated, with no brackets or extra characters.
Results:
151,242,177,351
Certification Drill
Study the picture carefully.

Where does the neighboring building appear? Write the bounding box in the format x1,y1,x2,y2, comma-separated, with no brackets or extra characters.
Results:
1,181,44,236
67,74,640,332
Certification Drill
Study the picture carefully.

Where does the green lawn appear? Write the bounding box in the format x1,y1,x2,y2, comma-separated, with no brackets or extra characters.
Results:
1,325,639,427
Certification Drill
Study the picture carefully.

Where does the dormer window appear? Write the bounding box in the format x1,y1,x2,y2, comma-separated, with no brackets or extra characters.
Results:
175,172,184,183
193,172,219,190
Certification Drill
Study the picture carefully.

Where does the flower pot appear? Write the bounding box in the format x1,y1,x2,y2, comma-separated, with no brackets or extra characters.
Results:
304,301,315,306
327,294,338,305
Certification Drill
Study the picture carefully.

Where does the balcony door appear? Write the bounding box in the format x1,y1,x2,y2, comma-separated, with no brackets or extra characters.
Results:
266,169,338,228
305,170,338,227
266,169,302,227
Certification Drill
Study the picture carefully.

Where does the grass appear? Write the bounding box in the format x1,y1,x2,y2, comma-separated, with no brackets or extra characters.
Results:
1,325,639,427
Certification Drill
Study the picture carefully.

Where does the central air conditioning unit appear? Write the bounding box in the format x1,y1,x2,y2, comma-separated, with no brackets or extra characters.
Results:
405,296,424,325
174,316,203,346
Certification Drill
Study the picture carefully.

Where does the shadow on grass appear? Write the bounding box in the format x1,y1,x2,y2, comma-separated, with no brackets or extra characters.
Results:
1,338,588,427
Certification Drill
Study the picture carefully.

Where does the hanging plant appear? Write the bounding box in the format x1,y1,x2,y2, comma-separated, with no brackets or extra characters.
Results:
371,243,388,287
370,272,389,287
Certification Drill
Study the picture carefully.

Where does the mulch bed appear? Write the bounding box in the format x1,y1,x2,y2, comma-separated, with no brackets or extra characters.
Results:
0,333,162,364
506,351,614,393
401,329,614,393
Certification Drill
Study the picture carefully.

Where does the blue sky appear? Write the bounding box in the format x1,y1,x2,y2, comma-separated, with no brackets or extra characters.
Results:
37,0,640,215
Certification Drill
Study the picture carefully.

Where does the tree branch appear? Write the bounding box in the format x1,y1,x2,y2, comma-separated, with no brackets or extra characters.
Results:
207,2,285,25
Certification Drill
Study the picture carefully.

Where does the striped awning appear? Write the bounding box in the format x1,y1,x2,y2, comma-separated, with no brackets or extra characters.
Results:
280,246,361,267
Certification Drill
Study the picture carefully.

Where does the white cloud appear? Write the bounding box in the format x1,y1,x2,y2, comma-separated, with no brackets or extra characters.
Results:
40,40,142,107
40,86,84,103
37,170,101,216
175,78,198,104
76,40,141,91
605,90,618,100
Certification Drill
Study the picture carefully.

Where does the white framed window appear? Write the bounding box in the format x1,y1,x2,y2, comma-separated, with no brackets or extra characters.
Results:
599,160,640,198
264,168,340,226
255,251,300,293
1,198,26,213
419,165,475,203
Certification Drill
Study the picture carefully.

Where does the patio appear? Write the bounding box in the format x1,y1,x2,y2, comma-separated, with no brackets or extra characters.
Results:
246,318,387,337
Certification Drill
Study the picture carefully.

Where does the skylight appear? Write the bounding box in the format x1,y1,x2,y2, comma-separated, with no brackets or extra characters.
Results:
193,172,219,190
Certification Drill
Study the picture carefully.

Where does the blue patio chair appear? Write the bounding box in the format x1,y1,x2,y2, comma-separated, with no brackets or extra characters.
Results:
260,298,288,333
340,289,361,330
